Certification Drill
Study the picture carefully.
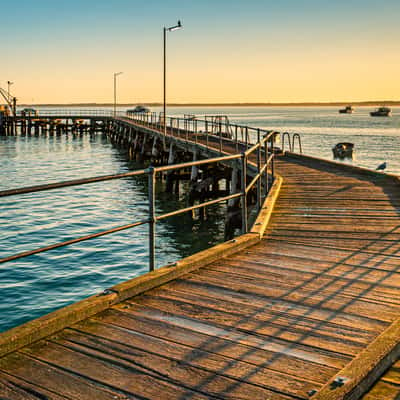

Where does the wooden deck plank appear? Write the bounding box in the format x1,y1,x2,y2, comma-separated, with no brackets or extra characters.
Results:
250,240,400,268
264,237,400,260
0,352,130,400
162,276,387,333
124,296,363,357
359,359,400,399
57,324,317,398
94,308,343,377
205,260,400,305
362,381,400,400
20,341,222,400
178,268,400,323
265,228,400,241
221,254,400,291
109,305,350,370
0,371,69,400
140,286,377,345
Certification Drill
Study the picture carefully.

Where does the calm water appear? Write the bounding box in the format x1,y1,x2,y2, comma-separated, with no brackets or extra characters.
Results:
164,105,400,174
1,105,400,332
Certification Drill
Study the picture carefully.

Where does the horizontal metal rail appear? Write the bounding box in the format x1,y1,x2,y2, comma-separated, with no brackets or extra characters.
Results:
1,110,277,272
156,193,242,221
0,220,148,265
0,170,147,198
156,153,241,173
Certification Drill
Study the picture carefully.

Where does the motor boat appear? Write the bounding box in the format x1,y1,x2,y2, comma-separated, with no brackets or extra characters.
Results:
21,108,38,117
332,142,354,159
370,107,392,117
339,106,354,114
127,105,150,114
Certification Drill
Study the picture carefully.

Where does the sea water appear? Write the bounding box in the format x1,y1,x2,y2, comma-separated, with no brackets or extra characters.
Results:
164,105,400,174
1,106,399,332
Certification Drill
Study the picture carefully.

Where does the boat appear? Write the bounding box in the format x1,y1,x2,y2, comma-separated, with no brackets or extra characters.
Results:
21,107,38,117
127,105,150,114
339,105,354,114
332,142,354,159
370,106,392,117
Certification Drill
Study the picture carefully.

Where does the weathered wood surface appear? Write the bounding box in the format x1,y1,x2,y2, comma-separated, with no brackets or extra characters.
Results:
1,153,400,399
362,359,400,399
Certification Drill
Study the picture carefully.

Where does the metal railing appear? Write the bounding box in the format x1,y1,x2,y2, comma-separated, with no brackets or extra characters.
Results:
123,111,272,153
281,131,303,153
14,109,117,117
0,119,276,272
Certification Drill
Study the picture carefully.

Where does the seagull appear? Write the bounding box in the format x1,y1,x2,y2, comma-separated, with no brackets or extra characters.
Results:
376,162,387,171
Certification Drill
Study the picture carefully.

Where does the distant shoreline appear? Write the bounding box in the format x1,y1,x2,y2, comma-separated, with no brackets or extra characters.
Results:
19,101,400,107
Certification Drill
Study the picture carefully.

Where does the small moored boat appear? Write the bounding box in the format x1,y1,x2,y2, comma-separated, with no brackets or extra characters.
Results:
339,106,354,114
21,108,38,117
332,142,354,159
370,107,392,117
127,105,150,114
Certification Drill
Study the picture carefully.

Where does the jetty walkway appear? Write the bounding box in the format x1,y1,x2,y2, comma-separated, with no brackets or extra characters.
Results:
1,115,400,399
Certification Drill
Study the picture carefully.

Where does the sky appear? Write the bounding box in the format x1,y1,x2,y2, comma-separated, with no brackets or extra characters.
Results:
1,0,400,104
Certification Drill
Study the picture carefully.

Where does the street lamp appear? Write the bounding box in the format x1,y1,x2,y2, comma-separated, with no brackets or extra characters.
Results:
7,81,13,103
163,20,182,143
113,72,123,117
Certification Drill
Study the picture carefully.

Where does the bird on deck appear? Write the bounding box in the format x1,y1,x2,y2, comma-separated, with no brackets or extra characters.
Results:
376,162,387,171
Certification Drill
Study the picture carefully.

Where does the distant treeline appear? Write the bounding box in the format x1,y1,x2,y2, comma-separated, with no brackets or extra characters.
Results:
19,101,400,107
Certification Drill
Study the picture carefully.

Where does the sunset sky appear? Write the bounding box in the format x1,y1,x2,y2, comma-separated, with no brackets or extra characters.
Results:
2,0,400,104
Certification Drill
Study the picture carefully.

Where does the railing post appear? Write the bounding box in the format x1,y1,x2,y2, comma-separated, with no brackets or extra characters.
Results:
264,136,269,195
235,125,238,153
148,166,156,271
205,120,209,147
271,135,275,183
219,121,222,153
241,152,248,234
257,129,262,208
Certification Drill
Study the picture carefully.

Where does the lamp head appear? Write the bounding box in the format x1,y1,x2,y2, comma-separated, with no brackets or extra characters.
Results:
168,20,182,32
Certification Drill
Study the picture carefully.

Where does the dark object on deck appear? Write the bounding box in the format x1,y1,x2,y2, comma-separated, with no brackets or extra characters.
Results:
339,105,354,114
376,161,387,171
370,107,392,117
127,105,150,114
332,142,354,159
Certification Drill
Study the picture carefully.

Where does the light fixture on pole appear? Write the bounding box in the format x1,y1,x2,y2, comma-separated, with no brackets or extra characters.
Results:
113,72,123,117
7,81,13,104
163,20,182,144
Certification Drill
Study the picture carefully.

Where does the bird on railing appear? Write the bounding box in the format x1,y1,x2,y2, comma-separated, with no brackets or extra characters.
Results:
376,162,387,171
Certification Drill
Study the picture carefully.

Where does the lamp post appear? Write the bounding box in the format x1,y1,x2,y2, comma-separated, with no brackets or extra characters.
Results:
7,81,13,104
163,20,182,143
113,72,123,117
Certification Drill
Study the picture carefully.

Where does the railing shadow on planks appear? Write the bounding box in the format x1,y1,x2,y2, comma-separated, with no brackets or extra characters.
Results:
0,113,277,272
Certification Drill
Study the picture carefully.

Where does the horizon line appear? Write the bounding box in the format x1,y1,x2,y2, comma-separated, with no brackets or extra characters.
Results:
18,100,400,107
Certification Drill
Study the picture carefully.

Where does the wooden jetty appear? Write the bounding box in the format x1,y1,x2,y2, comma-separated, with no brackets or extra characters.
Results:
1,111,400,399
